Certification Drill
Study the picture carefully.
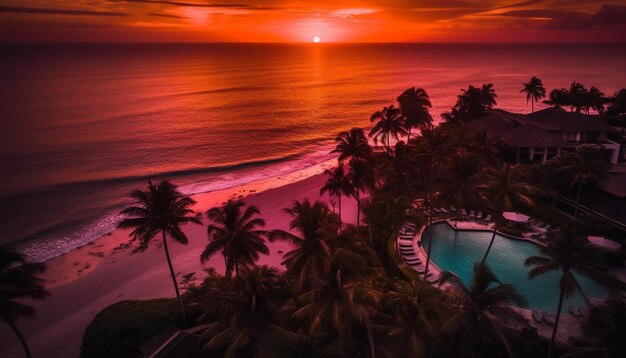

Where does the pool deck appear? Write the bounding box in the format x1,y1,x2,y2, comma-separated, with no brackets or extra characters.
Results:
396,218,601,344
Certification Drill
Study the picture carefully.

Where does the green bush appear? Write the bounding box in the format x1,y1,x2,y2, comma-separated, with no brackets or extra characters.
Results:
80,298,179,358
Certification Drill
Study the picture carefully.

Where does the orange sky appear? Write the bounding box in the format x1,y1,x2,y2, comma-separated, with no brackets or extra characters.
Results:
1,0,625,42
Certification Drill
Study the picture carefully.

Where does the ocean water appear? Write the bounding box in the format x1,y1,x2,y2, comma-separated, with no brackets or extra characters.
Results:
1,43,625,262
422,223,608,312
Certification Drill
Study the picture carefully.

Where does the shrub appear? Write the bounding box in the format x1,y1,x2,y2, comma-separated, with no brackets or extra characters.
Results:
80,298,179,358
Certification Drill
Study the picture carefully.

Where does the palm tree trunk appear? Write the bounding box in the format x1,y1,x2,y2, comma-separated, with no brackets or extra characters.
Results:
407,127,412,141
481,223,498,265
548,285,566,358
573,182,582,217
356,190,361,229
366,322,376,358
338,194,342,234
420,214,434,292
235,262,239,279
7,320,32,358
162,230,188,329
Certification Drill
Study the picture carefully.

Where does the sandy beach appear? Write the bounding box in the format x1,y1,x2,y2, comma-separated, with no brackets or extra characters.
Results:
0,164,359,358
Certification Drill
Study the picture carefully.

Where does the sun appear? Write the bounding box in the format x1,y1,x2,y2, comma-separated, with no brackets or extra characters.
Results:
312,35,320,43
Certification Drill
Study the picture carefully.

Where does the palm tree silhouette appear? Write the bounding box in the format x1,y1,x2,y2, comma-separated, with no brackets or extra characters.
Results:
413,126,452,286
568,82,587,113
479,164,538,265
348,158,376,232
202,200,269,279
269,199,338,293
525,225,623,358
0,246,49,358
438,151,484,214
585,86,605,114
369,105,407,151
397,87,433,139
379,141,419,196
442,263,530,357
292,251,380,358
320,165,353,234
521,76,546,113
119,180,201,328
554,145,610,217
331,127,373,164
201,266,294,357
543,88,569,109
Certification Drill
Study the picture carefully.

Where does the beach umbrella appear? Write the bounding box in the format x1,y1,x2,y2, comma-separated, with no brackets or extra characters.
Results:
502,211,530,223
587,235,621,251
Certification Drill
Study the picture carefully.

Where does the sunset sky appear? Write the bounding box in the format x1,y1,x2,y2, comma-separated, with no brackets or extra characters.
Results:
1,0,626,42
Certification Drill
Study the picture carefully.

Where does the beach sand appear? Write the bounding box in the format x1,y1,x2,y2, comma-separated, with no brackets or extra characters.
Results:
0,165,359,358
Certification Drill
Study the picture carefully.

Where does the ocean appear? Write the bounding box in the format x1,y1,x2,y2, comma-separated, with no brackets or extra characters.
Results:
1,43,625,262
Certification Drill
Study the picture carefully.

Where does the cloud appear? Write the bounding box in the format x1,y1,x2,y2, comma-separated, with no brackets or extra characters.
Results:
111,0,248,8
499,4,626,30
0,5,127,16
147,12,186,18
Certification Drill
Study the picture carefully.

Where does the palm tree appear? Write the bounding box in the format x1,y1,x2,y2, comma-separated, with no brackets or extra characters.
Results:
585,86,605,115
481,83,498,109
568,82,587,113
397,87,433,139
201,266,295,358
379,141,419,196
525,226,623,358
543,88,569,108
348,158,376,231
413,126,452,286
320,165,353,234
437,151,484,213
293,252,380,358
331,127,373,164
554,144,610,217
520,76,546,113
269,199,338,293
0,246,49,358
442,263,531,357
479,164,539,265
369,105,407,151
202,200,269,279
380,280,444,357
118,180,201,328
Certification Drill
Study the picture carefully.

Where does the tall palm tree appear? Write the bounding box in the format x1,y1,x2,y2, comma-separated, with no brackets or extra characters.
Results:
202,200,269,279
479,164,539,265
568,82,587,113
554,144,610,217
442,263,530,358
369,105,408,151
520,76,546,113
119,180,201,328
585,86,605,115
397,87,433,139
348,158,376,231
201,266,295,358
331,127,373,164
320,165,353,234
525,226,623,358
481,83,498,109
0,246,48,358
269,199,338,293
413,126,452,286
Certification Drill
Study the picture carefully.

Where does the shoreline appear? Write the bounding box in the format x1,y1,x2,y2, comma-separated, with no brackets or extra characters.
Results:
0,160,360,358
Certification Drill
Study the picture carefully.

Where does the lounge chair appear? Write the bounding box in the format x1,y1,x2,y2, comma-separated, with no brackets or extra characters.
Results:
461,209,468,217
440,207,448,213
484,214,492,221
469,210,475,218
427,276,440,284
399,244,413,249
544,224,552,230
476,211,483,219
450,206,457,212
404,222,416,229
532,311,543,323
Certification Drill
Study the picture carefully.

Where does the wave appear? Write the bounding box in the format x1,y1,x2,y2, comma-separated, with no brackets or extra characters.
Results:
13,146,337,263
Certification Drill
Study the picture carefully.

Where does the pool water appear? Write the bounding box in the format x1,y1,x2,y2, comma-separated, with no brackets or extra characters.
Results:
422,222,609,312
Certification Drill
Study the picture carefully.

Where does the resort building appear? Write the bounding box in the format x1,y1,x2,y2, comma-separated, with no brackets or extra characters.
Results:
472,107,621,164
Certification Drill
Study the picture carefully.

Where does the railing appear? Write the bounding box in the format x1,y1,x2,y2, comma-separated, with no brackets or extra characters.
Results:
557,196,626,231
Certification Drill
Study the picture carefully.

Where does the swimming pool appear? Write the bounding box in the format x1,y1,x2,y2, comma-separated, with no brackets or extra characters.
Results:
421,222,609,312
